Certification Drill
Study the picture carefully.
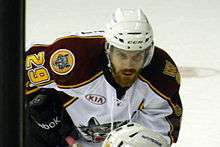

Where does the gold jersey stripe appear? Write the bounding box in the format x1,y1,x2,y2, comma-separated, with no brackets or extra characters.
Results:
25,81,30,87
25,80,55,95
25,80,54,87
138,99,145,111
139,75,176,143
25,87,40,95
138,75,171,101
57,71,103,88
63,96,79,108
138,75,180,115
35,80,55,87
166,118,175,144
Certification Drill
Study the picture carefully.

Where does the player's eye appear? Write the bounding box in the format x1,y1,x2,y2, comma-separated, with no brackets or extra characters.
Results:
117,52,127,59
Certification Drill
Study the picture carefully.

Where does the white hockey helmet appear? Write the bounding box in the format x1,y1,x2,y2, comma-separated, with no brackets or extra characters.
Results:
104,8,155,66
102,123,169,147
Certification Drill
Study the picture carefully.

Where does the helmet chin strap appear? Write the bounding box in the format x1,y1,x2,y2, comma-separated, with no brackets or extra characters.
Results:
104,42,113,70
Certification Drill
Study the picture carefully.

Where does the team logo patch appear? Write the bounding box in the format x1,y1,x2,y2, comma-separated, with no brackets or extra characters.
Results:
163,60,177,77
50,49,75,75
175,71,181,85
85,94,106,105
78,117,129,143
163,60,180,84
173,104,182,116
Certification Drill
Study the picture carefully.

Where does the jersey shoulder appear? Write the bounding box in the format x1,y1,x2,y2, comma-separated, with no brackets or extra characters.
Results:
25,34,106,92
139,46,181,97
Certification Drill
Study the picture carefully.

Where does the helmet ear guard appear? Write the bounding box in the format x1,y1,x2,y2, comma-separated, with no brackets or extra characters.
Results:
143,41,154,67
104,8,155,67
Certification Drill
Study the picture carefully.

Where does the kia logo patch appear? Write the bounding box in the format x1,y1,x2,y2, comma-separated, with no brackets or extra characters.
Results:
85,94,106,105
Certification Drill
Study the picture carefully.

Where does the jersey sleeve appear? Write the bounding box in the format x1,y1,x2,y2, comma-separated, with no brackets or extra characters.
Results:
139,47,182,144
25,35,106,95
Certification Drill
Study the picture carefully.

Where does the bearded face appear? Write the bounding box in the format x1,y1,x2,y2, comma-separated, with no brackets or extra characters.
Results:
109,47,147,88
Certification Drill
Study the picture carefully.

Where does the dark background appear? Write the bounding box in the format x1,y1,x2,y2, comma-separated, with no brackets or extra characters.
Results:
0,0,25,146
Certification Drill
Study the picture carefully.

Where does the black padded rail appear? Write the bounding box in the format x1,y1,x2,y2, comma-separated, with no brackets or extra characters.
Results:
0,0,25,146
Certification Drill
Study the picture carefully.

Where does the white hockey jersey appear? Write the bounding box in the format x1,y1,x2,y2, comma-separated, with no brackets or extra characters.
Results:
25,31,182,147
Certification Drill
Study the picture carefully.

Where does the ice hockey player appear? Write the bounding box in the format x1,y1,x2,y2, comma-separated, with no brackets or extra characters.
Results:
25,8,182,147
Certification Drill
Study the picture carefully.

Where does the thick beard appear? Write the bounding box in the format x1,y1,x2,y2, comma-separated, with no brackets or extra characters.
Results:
111,65,140,88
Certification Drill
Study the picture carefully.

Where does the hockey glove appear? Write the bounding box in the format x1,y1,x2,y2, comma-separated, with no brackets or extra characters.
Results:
26,89,79,147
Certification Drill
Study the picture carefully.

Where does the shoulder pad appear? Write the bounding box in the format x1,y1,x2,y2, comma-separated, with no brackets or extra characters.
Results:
25,36,106,91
